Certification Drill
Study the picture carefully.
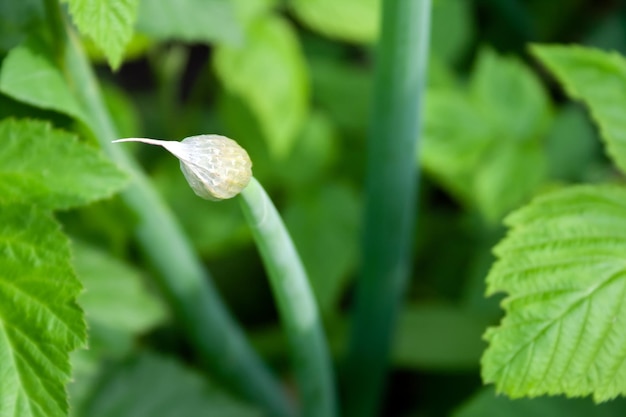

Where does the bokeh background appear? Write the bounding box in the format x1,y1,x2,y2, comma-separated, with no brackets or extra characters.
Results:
4,0,626,416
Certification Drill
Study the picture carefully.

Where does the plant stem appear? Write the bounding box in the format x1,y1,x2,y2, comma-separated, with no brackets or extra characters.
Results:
343,1,431,416
59,16,294,417
239,178,337,417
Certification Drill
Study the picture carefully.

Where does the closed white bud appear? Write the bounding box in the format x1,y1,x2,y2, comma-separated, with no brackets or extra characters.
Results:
114,134,252,201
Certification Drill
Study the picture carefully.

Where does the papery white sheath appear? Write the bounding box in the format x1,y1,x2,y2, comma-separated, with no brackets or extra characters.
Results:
113,135,252,201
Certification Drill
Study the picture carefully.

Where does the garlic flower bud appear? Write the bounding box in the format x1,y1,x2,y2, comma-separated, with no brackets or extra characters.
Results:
114,134,252,201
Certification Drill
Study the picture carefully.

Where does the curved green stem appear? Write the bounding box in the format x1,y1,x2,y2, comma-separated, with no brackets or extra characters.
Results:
60,16,294,417
239,178,337,417
343,1,432,416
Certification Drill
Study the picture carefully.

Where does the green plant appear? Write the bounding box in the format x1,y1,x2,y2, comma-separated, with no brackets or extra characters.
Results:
481,45,626,403
0,118,127,417
2,1,293,416
4,1,626,417
1,0,413,416
112,135,337,417
343,1,431,416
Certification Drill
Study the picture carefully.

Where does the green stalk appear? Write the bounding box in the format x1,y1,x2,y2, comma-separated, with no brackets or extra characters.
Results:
344,1,431,416
239,178,337,417
59,16,294,417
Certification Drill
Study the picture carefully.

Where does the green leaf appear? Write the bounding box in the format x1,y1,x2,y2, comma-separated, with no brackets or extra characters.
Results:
79,352,262,417
0,119,128,210
531,45,626,176
393,305,486,370
0,205,86,417
482,185,626,402
421,89,493,205
471,48,552,143
284,183,360,313
290,0,379,43
72,241,167,344
422,49,552,222
452,387,626,417
0,39,89,123
62,0,139,69
214,15,309,158
136,0,242,45
475,140,547,223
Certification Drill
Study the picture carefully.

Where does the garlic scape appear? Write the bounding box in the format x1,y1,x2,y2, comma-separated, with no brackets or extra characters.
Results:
113,135,252,201
114,133,337,417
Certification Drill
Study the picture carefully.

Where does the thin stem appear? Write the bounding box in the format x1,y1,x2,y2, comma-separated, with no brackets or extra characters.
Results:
59,16,294,417
239,178,337,417
343,1,431,417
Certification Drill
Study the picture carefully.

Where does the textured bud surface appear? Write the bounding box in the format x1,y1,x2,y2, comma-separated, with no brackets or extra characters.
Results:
179,135,252,201
113,134,252,200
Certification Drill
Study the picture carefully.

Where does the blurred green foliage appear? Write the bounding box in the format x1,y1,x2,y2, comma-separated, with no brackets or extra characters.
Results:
2,0,626,415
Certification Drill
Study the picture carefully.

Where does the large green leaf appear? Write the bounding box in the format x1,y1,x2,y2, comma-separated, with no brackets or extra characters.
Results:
0,119,128,210
62,0,138,69
136,0,242,45
482,185,626,402
532,45,626,176
0,39,88,123
214,15,309,158
290,0,379,43
0,205,86,417
79,352,262,417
